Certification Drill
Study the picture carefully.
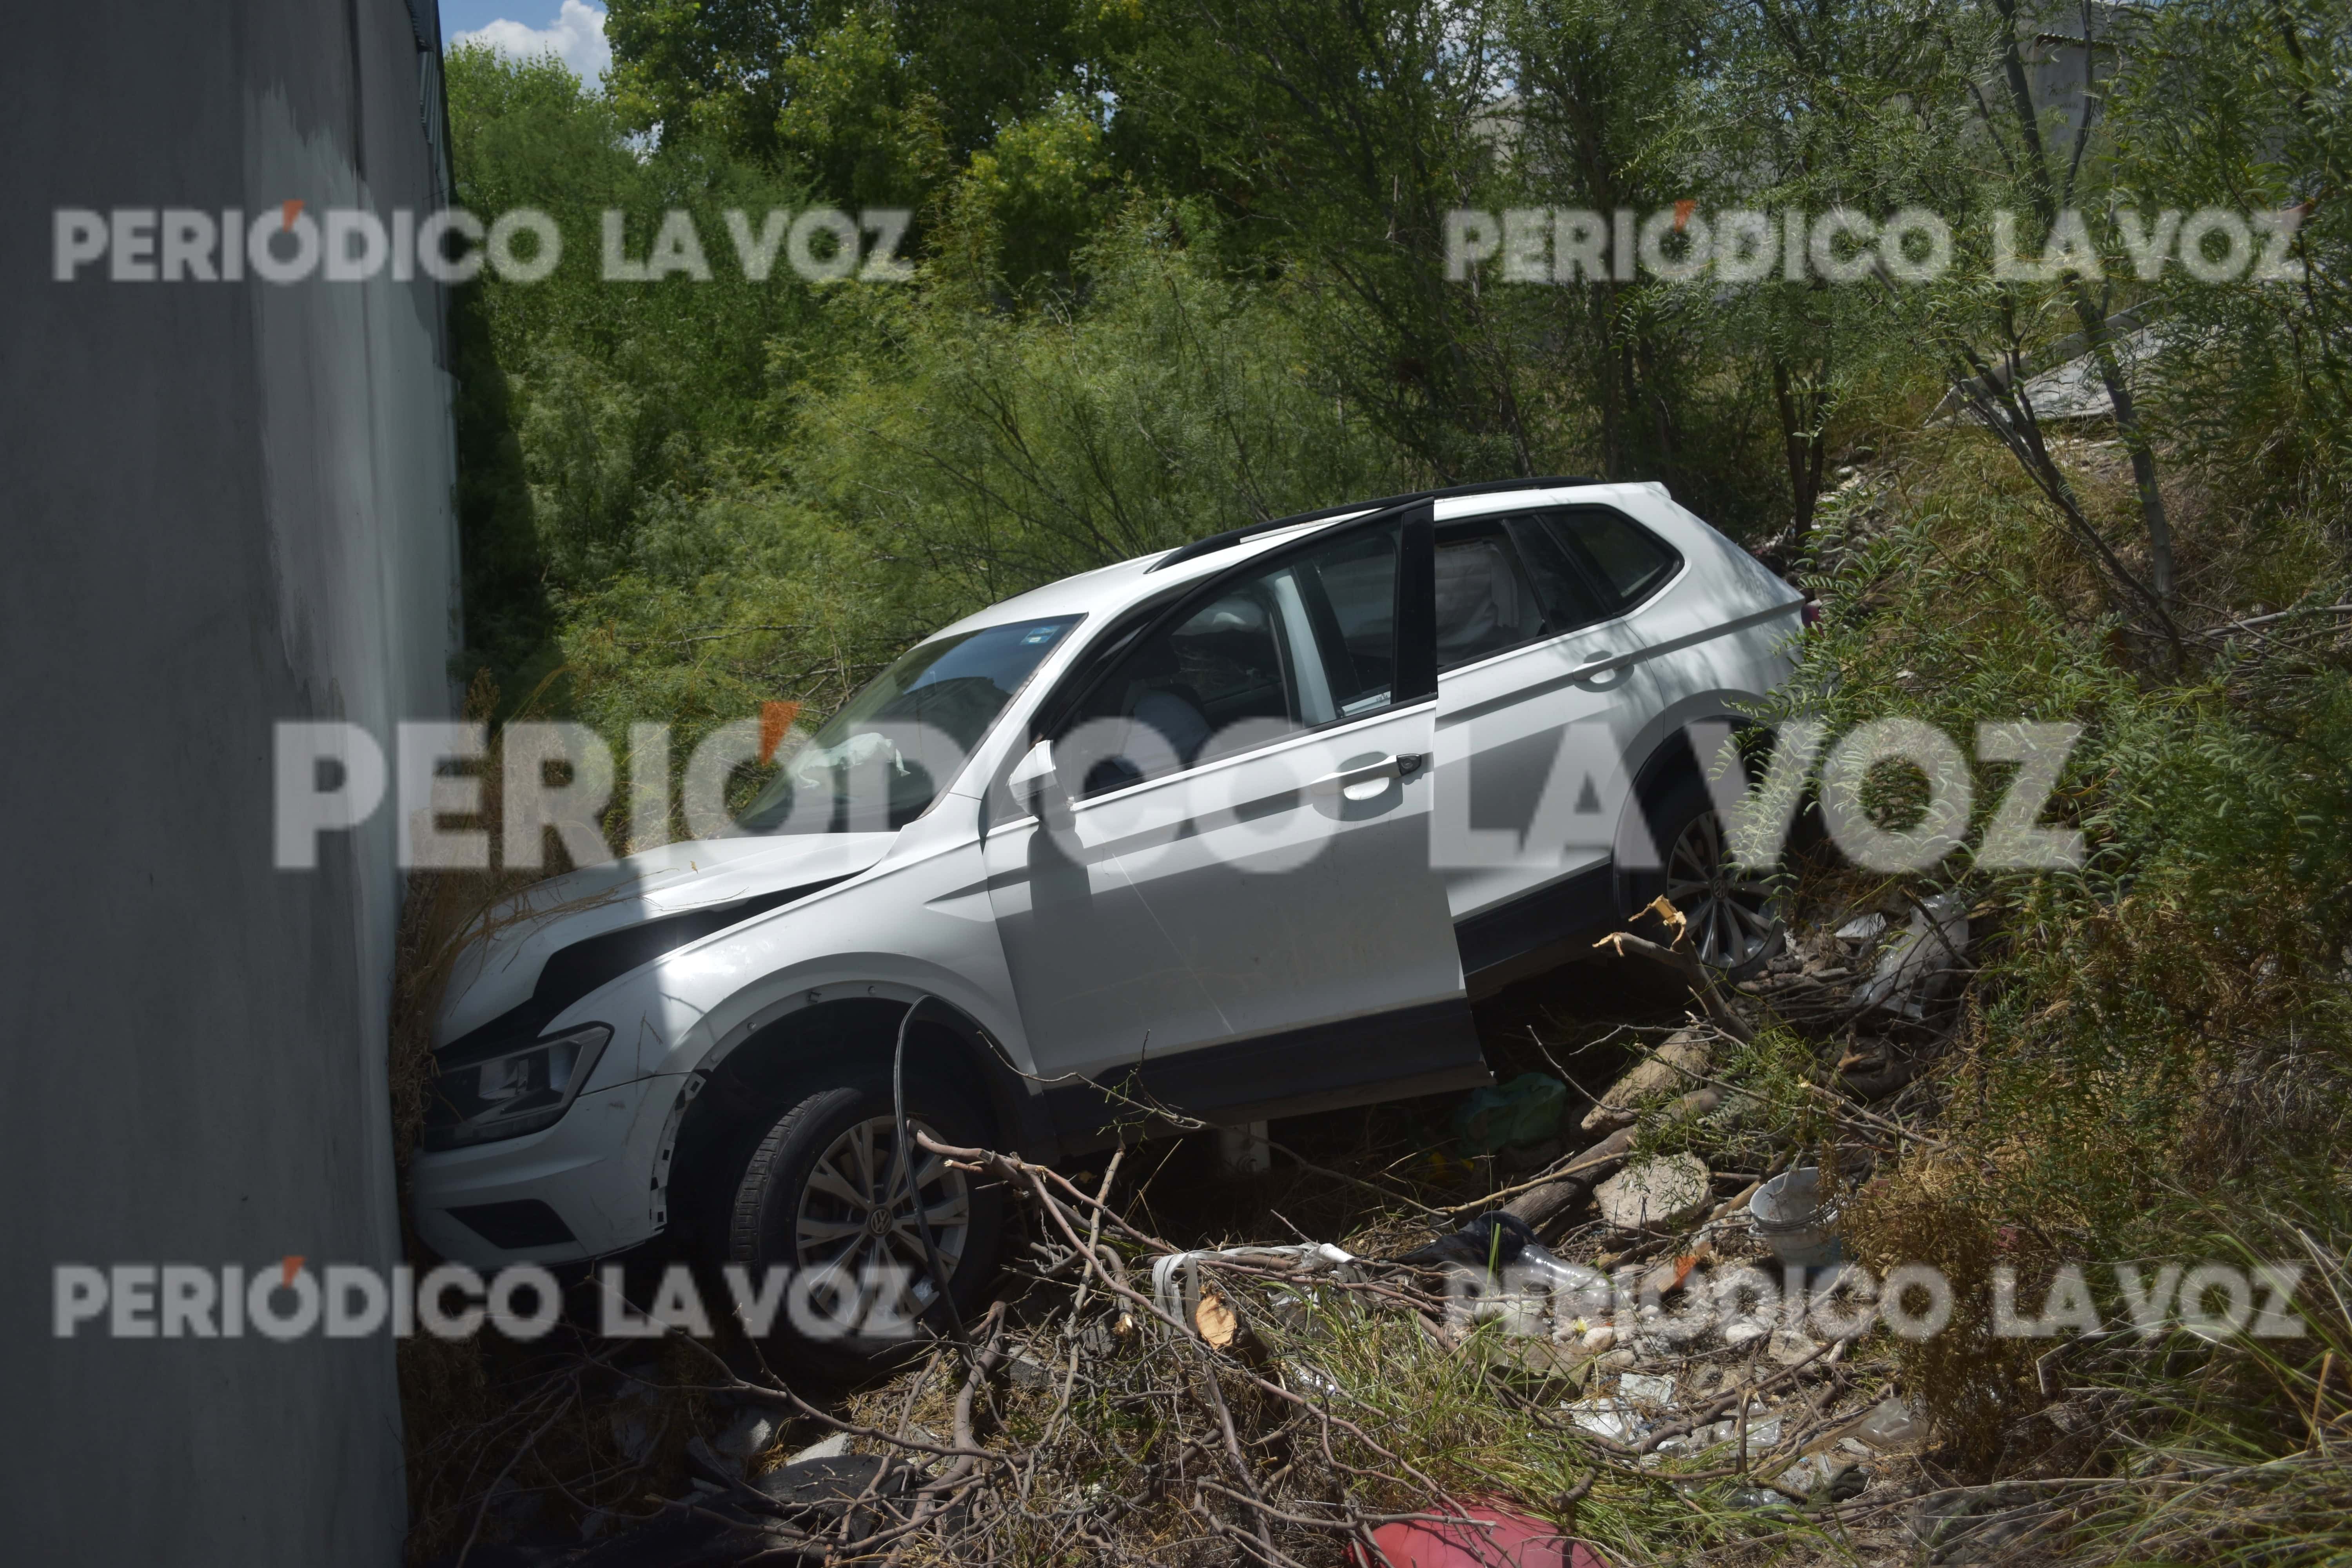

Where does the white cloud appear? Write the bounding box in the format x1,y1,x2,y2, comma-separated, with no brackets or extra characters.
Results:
454,1,612,86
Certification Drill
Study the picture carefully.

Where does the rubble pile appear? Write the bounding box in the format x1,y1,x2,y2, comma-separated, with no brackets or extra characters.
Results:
416,894,1995,1566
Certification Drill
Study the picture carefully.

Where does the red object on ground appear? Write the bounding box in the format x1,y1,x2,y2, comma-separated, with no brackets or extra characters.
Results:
1351,1499,1609,1567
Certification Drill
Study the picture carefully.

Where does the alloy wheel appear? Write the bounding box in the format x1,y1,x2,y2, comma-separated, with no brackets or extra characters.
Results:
792,1113,972,1317
1662,808,1782,973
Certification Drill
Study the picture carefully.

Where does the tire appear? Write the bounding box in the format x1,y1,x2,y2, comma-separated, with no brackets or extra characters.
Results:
1618,768,1786,980
724,1068,1003,1377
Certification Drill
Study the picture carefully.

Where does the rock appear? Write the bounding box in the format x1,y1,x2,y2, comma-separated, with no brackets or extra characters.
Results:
1578,1324,1617,1354
1581,1030,1711,1133
611,1416,654,1465
1775,1455,1868,1503
1909,1485,2047,1559
607,1382,673,1476
1592,1153,1712,1232
1490,1336,1586,1379
1503,1089,1717,1232
1006,1349,1058,1390
1596,1347,1636,1372
710,1406,779,1467
1766,1327,1821,1366
785,1431,851,1464
1075,1315,1122,1358
750,1454,917,1516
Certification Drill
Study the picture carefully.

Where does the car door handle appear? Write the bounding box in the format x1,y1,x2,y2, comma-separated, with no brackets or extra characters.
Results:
1567,650,1621,679
1311,753,1423,795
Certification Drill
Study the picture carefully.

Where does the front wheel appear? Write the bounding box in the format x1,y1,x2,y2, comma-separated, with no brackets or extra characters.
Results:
725,1075,1003,1376
1619,771,1785,979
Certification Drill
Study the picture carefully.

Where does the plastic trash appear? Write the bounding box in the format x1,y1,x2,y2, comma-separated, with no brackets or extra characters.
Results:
1749,1166,1843,1268
1281,1357,1345,1399
1852,893,1969,1017
1352,1497,1610,1566
1148,1241,1356,1329
1563,1370,1679,1446
1397,1212,1613,1321
1452,1072,1568,1156
1508,1247,1613,1317
1396,1210,1543,1270
1834,911,1887,944
1563,1399,1645,1442
1660,1410,1786,1457
1773,1455,1869,1503
1616,1372,1676,1407
1846,1395,1925,1452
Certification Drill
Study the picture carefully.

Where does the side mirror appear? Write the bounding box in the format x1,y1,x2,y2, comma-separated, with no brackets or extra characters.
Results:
1007,739,1062,812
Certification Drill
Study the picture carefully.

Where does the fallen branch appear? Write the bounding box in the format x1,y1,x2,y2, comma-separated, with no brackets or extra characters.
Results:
1593,924,1754,1045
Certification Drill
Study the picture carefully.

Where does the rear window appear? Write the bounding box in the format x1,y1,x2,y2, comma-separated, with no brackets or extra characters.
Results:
1504,513,1611,633
1546,508,1681,611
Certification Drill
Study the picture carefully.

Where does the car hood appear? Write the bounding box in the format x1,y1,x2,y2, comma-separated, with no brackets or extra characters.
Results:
434,833,898,1047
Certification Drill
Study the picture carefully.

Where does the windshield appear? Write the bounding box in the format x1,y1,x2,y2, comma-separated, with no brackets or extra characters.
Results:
739,614,1082,834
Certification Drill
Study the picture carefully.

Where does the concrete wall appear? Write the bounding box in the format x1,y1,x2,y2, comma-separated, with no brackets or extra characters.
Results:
0,3,457,1563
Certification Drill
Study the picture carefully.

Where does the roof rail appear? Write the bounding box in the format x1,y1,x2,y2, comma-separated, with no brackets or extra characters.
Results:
1144,475,1601,572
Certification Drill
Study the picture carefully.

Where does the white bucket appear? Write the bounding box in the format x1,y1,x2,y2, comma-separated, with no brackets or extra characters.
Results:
1750,1167,1842,1267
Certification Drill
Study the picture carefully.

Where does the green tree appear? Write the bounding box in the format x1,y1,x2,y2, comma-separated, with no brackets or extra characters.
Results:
605,0,1091,203
788,202,1408,604
444,41,831,709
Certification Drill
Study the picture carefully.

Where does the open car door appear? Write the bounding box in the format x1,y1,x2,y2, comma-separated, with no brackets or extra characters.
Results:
984,500,1487,1140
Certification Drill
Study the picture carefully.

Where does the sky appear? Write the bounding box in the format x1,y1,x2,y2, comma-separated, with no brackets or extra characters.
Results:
439,0,611,85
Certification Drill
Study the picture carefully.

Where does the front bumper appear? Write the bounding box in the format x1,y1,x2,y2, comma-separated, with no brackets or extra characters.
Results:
411,1072,687,1266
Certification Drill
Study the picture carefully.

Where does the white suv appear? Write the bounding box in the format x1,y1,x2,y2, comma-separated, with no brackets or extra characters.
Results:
412,480,1802,1359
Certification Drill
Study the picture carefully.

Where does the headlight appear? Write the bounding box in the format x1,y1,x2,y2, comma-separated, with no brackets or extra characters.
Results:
422,1024,611,1151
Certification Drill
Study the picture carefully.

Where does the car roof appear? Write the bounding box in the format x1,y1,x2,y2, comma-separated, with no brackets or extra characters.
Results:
932,479,1670,639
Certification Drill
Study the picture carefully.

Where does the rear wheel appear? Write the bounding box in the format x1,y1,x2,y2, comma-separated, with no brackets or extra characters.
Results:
1621,770,1784,979
725,1072,1002,1376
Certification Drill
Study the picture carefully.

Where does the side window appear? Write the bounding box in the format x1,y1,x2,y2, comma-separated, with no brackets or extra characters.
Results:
1547,508,1681,610
1434,522,1545,670
1055,523,1400,796
1505,513,1611,633
1296,525,1398,717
